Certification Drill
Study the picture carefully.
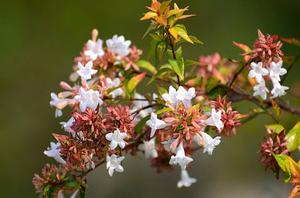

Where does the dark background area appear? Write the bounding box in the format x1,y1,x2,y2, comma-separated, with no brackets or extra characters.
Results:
1,0,300,197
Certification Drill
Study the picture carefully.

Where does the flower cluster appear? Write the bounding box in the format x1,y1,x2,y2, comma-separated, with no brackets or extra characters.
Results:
236,30,289,100
139,86,243,187
33,0,300,197
249,61,288,99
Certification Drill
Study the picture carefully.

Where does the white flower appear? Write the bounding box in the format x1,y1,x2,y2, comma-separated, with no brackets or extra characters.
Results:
248,62,269,83
106,77,123,98
269,61,287,82
162,86,196,108
200,132,221,155
146,113,167,137
177,169,197,188
169,143,193,170
77,61,97,80
75,88,103,112
105,129,128,150
106,154,125,176
204,108,224,131
138,138,158,159
253,80,269,100
106,35,131,57
271,81,289,98
162,86,178,107
50,93,69,117
176,86,196,108
84,39,105,61
60,117,75,133
44,142,66,164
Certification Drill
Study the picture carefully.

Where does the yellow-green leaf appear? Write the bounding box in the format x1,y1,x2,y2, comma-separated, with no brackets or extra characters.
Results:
265,124,285,134
168,58,184,81
140,12,157,20
136,60,157,74
287,122,300,152
274,154,300,182
127,72,146,94
169,25,193,44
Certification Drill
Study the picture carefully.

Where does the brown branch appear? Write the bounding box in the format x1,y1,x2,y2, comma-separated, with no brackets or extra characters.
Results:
222,85,300,117
130,104,157,117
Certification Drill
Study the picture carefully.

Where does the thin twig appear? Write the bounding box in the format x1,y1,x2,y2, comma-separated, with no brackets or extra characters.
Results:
228,62,248,87
226,85,300,117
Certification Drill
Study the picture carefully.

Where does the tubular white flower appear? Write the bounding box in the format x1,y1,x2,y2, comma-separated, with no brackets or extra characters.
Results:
105,129,128,150
162,86,196,108
271,81,289,99
177,169,197,188
269,61,287,82
204,108,224,131
84,39,105,61
44,142,66,164
60,117,75,133
169,143,193,170
75,88,103,112
162,86,178,107
248,62,269,83
106,154,125,177
176,86,196,108
138,138,158,159
77,61,97,80
146,112,167,137
50,93,69,117
200,132,221,155
253,80,269,100
106,35,131,57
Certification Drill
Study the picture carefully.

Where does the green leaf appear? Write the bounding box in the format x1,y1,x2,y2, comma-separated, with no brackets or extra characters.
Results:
156,41,167,64
146,64,172,86
136,60,157,74
273,154,300,182
273,154,291,182
189,35,204,45
156,107,172,115
169,24,194,44
185,59,200,66
265,124,285,134
286,122,300,152
168,58,185,81
135,115,150,134
274,154,290,173
126,72,146,94
167,47,183,60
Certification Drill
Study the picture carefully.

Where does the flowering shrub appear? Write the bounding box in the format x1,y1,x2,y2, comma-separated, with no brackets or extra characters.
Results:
33,0,300,197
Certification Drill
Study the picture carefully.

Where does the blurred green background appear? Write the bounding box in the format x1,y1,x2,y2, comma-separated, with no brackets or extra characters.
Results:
1,0,300,197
